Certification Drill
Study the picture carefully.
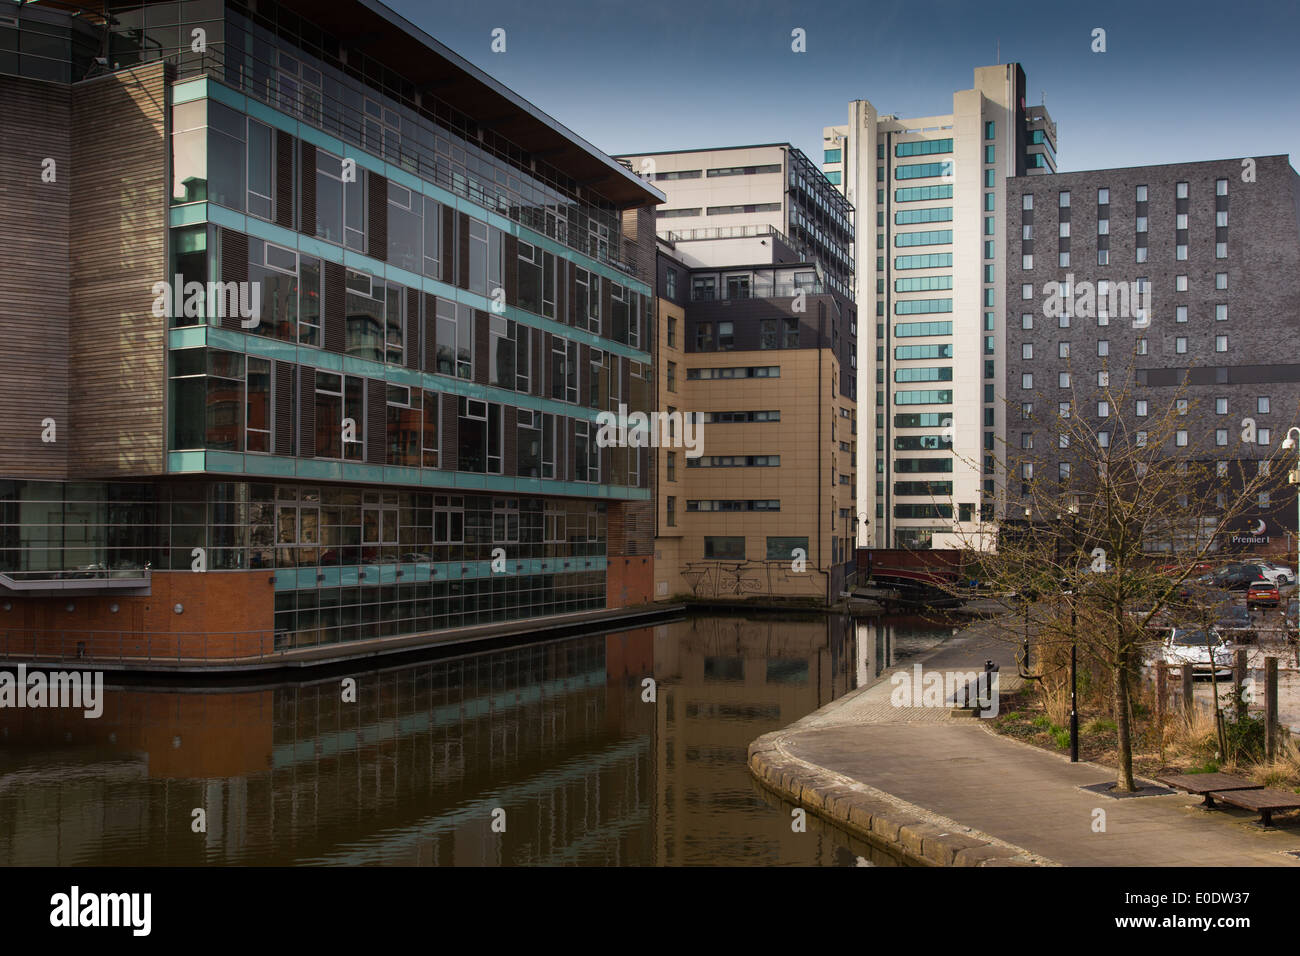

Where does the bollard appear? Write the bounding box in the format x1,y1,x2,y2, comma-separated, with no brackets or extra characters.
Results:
1182,661,1195,717
1155,661,1167,736
1265,656,1278,764
1234,648,1248,720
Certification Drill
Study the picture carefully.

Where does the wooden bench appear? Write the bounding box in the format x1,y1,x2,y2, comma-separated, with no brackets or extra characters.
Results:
1154,772,1263,809
1208,787,1300,828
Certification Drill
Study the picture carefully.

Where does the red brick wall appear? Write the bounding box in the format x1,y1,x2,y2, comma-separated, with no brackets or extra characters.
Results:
606,554,654,609
1,571,275,661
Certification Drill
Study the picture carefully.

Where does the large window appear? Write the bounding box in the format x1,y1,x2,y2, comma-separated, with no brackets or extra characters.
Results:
551,337,579,403
704,536,745,559
386,181,422,273
246,118,275,221
517,240,556,318
314,371,365,461
246,357,271,453
435,298,473,379
457,397,502,474
315,148,365,250
343,270,385,363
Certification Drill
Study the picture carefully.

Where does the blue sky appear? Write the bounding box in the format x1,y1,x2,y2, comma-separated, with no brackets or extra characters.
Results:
387,0,1300,174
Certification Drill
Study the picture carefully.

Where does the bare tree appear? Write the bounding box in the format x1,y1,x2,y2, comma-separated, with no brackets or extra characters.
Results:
945,350,1287,791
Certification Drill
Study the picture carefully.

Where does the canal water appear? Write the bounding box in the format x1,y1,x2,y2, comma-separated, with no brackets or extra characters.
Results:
0,612,954,866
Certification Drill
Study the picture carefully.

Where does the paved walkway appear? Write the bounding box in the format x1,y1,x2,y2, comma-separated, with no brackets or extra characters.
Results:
749,620,1300,866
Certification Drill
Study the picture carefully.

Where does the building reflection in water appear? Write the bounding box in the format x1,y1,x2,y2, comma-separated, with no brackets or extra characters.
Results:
0,613,950,866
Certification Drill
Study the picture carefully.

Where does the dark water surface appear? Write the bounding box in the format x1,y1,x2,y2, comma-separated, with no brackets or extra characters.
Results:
0,612,953,866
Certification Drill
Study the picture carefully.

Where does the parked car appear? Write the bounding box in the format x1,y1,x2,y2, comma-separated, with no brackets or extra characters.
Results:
1204,563,1269,591
1262,562,1296,586
1161,627,1233,679
1248,579,1280,607
1215,603,1257,642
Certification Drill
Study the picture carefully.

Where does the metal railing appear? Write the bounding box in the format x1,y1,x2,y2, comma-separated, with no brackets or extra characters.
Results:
0,628,279,666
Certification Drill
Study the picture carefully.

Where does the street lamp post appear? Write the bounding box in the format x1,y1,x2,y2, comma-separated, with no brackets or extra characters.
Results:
1284,428,1300,587
1069,503,1080,763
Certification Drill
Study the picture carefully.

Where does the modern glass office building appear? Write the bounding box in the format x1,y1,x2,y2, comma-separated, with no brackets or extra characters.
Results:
0,0,663,663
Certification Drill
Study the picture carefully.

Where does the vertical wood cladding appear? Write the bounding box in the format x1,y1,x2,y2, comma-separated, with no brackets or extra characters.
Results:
366,377,386,464
367,170,387,262
530,328,543,397
273,361,295,456
542,332,553,398
299,141,316,236
440,393,458,471
456,212,470,288
441,205,455,284
422,292,438,372
297,366,315,458
566,261,577,327
473,309,488,385
68,62,168,478
502,406,516,476
275,129,294,230
404,290,420,370
503,234,518,305
0,75,71,480
324,261,345,354
219,228,249,332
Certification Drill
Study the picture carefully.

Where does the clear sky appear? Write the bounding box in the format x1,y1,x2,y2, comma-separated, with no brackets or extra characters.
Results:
386,0,1300,174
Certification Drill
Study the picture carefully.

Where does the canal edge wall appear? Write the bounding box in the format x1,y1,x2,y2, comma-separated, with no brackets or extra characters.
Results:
747,727,1055,867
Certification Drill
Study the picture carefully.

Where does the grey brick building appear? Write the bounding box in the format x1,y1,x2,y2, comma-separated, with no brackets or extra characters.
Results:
1004,155,1300,554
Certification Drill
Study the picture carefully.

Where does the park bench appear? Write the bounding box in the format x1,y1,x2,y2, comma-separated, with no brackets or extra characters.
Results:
1154,772,1263,809
1207,787,1300,828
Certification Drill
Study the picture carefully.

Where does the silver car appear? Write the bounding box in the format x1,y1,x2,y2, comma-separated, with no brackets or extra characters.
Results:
1162,627,1232,679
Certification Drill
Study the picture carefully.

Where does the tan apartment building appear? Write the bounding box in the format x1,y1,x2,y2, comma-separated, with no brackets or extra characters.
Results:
651,240,858,604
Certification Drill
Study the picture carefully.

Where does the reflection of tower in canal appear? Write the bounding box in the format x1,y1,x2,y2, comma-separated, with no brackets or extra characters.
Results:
651,614,857,865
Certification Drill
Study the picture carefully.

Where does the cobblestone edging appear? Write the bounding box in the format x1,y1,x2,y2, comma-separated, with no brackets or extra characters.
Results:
747,729,1057,867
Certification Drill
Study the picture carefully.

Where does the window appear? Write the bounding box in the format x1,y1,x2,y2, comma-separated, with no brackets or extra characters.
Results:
1097,188,1109,205
1136,400,1148,417
667,361,677,393
1059,191,1070,207
314,371,365,461
1059,371,1070,388
1022,254,1033,270
1098,218,1109,235
1098,401,1110,418
1137,338,1148,355
1176,181,1189,199
517,241,557,319
1059,402,1071,418
1176,274,1188,291
1176,399,1188,416
1216,398,1228,414
718,321,734,350
1259,428,1272,446
1022,373,1033,390
1098,249,1109,265
1259,396,1270,414
1021,403,1033,420
1175,337,1187,354
435,299,473,379
1021,283,1033,300
386,182,421,273
667,316,677,348
1059,341,1070,358
1176,305,1187,323
666,268,677,299
1022,343,1033,360
315,149,365,251
1216,272,1227,290
1216,335,1228,352
1136,431,1147,447
704,536,745,560
1176,244,1187,260
1022,194,1033,211
457,397,503,474
696,322,714,351
1098,340,1109,356
246,119,275,221
1136,185,1147,202
1216,304,1228,322
1216,178,1228,196
666,496,676,527
784,318,800,348
1135,216,1148,233
1176,430,1188,447
1216,242,1227,259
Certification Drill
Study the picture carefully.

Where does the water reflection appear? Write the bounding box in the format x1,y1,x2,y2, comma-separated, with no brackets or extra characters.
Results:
0,613,953,866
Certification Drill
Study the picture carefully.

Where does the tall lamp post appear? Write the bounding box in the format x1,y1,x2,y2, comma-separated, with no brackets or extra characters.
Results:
1068,501,1080,763
1283,428,1300,587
